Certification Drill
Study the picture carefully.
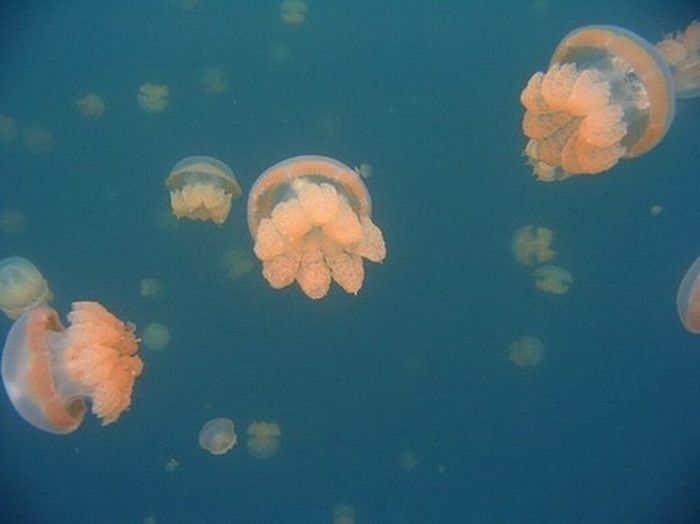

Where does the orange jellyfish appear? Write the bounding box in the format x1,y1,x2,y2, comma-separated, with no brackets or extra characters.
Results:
165,156,242,224
0,256,53,320
247,156,386,299
677,257,700,333
199,417,237,455
1,302,143,434
521,25,679,181
280,0,308,26
656,21,700,99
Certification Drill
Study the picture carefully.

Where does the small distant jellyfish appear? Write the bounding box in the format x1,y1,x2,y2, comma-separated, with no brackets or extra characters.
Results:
280,0,308,26
199,417,237,455
22,124,54,153
1,302,143,433
76,93,105,118
398,451,419,472
139,278,164,299
247,156,386,299
509,335,545,367
511,225,556,266
142,322,170,351
0,257,53,320
656,21,700,99
221,247,255,280
0,209,26,235
0,114,18,142
246,421,281,459
332,503,356,524
200,67,229,95
165,156,242,224
164,458,178,472
533,264,573,295
677,257,700,333
650,204,663,216
354,162,373,180
138,83,169,113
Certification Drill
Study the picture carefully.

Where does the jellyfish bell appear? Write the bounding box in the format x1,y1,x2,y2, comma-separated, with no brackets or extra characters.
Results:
141,322,170,351
247,155,386,299
1,302,143,434
533,264,573,295
165,156,242,224
280,0,308,26
521,25,676,181
199,417,237,455
0,114,18,142
656,21,700,99
0,257,53,320
509,335,545,367
138,83,169,113
332,503,356,524
677,257,700,333
76,93,105,118
246,420,281,459
511,225,555,266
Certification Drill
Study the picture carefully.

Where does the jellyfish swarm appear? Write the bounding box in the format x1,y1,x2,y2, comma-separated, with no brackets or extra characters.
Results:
1,302,143,434
0,257,52,320
165,156,242,224
521,25,676,181
247,156,386,299
656,21,700,99
677,257,700,333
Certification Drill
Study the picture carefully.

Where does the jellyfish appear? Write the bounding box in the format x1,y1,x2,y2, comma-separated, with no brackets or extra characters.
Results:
247,156,386,299
166,156,242,224
398,451,419,472
21,123,53,153
0,257,52,320
533,264,573,294
139,278,164,299
354,162,373,180
200,67,229,95
246,421,281,459
199,417,237,455
141,322,170,351
520,24,695,181
0,114,18,142
509,335,545,367
138,83,169,113
511,225,555,266
280,0,308,26
1,302,143,433
656,21,700,99
677,257,700,333
332,503,357,524
0,208,26,235
76,93,105,118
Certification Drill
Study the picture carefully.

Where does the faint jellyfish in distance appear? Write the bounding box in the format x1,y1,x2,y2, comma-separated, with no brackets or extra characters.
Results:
200,67,229,95
677,257,700,333
1,302,143,433
280,0,308,26
511,225,556,266
246,421,281,459
247,156,386,299
166,156,242,224
0,257,52,319
199,417,237,455
0,209,26,235
138,83,169,113
332,503,356,524
76,93,105,118
509,335,545,367
533,264,573,294
142,322,170,351
22,123,54,153
0,115,18,142
139,278,164,299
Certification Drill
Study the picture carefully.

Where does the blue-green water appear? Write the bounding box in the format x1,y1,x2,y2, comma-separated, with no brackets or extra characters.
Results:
1,1,700,522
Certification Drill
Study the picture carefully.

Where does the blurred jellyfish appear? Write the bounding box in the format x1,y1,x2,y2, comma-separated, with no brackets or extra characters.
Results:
0,208,26,235
650,204,663,216
181,0,200,10
511,225,555,266
1,302,143,433
677,257,700,333
656,21,700,99
0,114,18,142
269,42,293,65
533,264,573,295
280,0,308,26
199,417,237,455
354,162,373,180
247,156,386,299
246,421,281,459
22,124,54,153
520,25,684,181
509,335,545,367
142,322,170,351
200,67,229,95
76,93,105,118
332,503,356,524
139,278,164,299
398,451,419,472
0,257,52,320
166,156,242,224
138,83,169,113
221,247,255,280
164,458,178,472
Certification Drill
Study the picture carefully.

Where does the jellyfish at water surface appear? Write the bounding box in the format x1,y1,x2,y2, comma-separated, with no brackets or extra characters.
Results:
247,156,386,299
521,23,698,182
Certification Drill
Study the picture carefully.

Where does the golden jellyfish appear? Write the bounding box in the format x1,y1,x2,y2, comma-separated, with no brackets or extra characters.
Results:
138,83,169,113
199,417,237,455
0,114,18,142
166,156,242,224
247,156,386,299
141,322,170,351
200,67,229,95
246,421,281,459
332,503,357,524
656,21,700,99
521,25,680,181
0,257,53,320
139,278,164,299
509,335,545,368
511,225,556,266
677,257,700,333
533,264,573,295
22,123,54,153
0,208,26,235
76,93,105,118
280,0,308,26
1,302,143,433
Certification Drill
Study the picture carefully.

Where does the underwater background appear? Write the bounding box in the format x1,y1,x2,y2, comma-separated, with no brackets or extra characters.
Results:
1,1,700,522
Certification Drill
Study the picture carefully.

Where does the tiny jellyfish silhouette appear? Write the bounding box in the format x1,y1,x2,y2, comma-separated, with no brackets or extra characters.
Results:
354,162,373,180
199,417,237,455
332,503,356,524
656,21,700,99
0,257,52,319
138,83,169,113
650,204,663,216
164,458,178,472
21,123,53,153
0,208,26,235
165,156,242,224
76,93,105,118
398,451,419,472
280,0,308,26
0,115,18,142
247,156,386,299
520,23,698,181
509,335,545,367
246,421,281,459
139,278,164,299
1,302,143,433
142,322,170,351
511,225,556,266
533,264,573,295
200,67,229,95
677,257,700,333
